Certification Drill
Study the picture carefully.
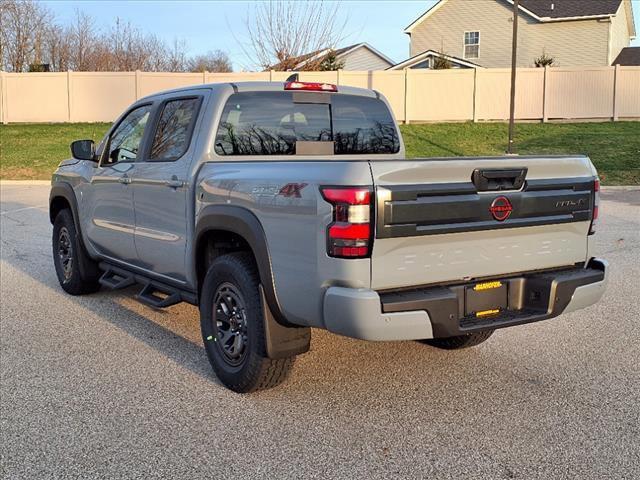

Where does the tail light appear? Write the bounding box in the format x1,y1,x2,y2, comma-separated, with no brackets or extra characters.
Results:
284,81,338,92
320,187,373,258
589,177,600,235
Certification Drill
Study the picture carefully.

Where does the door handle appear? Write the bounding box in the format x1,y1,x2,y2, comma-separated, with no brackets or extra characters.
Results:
472,168,527,191
118,174,131,185
165,177,184,189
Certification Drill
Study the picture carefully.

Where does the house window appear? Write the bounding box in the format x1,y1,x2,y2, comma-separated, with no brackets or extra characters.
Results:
410,59,430,69
464,31,480,59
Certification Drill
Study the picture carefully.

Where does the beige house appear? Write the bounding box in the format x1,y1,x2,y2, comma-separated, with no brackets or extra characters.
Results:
395,0,636,69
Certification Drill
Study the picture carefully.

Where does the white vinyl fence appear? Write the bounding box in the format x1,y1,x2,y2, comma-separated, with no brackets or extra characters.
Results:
1,66,639,124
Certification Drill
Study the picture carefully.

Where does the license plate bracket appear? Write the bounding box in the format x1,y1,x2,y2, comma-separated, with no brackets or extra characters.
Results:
465,281,508,316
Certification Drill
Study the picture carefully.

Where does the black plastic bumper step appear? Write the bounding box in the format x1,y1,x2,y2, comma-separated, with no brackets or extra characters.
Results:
99,269,135,290
136,283,181,309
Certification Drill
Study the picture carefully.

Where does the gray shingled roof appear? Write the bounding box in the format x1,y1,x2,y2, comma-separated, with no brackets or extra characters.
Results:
612,47,640,66
269,44,362,71
332,44,362,57
519,0,622,19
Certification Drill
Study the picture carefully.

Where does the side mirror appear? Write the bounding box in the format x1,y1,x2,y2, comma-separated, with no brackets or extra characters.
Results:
70,139,96,161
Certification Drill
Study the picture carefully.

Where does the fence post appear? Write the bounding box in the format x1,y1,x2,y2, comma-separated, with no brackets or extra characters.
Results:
269,70,274,81
542,65,549,123
135,70,141,100
612,64,620,121
404,68,409,124
67,70,72,122
337,69,342,85
472,68,478,123
0,71,6,124
203,70,208,84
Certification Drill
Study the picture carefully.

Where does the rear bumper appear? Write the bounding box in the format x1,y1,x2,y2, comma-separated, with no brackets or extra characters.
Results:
322,258,608,341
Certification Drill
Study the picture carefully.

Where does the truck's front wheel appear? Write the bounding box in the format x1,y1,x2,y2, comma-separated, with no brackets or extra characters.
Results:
199,252,295,393
421,330,494,350
52,209,101,295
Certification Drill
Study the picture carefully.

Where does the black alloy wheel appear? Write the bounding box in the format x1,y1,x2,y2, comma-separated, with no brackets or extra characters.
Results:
212,282,249,366
57,226,74,283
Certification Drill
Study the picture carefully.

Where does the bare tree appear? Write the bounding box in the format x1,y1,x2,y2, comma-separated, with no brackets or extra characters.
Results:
68,9,97,71
43,24,73,72
108,18,147,71
0,0,51,72
165,38,188,72
143,33,172,71
242,0,347,71
2,3,231,73
187,50,233,72
104,19,187,72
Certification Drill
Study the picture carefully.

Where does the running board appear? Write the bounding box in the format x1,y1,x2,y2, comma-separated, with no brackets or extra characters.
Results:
136,283,181,309
99,268,135,290
97,261,197,307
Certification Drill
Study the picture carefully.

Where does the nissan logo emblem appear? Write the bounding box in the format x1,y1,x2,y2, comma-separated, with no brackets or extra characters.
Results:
490,196,513,221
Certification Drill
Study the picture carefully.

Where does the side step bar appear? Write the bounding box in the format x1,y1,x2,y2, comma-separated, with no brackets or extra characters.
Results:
98,262,197,308
99,268,135,290
137,283,181,309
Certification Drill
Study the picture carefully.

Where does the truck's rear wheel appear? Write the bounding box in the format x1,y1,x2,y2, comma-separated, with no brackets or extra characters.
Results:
52,209,101,295
421,330,494,350
199,252,295,393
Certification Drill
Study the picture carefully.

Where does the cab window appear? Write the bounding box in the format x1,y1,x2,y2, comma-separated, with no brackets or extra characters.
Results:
103,105,152,165
214,91,399,156
149,97,202,161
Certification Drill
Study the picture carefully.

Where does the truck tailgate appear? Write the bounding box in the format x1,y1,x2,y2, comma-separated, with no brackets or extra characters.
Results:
370,156,596,291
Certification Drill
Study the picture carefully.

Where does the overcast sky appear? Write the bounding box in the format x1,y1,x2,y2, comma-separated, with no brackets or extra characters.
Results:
42,0,640,70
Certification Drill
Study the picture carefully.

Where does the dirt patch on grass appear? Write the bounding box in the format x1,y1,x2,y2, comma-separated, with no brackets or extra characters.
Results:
0,167,45,180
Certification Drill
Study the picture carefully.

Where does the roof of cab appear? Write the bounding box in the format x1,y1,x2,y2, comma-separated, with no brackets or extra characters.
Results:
138,81,378,102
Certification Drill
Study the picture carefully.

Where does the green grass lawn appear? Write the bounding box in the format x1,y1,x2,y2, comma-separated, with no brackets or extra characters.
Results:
1,123,111,180
1,121,638,184
401,122,640,185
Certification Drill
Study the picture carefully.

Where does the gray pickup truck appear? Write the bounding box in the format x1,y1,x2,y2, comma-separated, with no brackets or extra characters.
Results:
50,80,608,392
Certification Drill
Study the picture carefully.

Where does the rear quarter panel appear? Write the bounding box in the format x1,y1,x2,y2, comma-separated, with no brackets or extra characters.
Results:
195,161,373,328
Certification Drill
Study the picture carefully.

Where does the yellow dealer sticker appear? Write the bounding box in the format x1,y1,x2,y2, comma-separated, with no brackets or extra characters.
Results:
473,281,503,291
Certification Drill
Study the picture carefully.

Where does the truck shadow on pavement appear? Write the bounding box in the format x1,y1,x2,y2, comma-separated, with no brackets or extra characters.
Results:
2,229,515,396
0,199,608,404
1,206,219,386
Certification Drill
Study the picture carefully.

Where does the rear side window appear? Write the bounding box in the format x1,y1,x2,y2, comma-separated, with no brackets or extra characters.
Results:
149,97,201,161
214,91,399,156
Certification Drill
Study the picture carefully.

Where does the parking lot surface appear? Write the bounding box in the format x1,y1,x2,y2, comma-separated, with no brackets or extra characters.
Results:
1,183,639,479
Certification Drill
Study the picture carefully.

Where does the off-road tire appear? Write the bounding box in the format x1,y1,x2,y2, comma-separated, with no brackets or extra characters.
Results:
422,330,494,350
199,252,295,393
52,209,101,295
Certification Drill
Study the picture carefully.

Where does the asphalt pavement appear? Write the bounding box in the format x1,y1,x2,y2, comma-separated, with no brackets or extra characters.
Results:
1,183,639,479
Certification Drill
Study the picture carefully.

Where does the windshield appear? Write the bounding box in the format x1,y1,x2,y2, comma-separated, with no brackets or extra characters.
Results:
214,91,400,156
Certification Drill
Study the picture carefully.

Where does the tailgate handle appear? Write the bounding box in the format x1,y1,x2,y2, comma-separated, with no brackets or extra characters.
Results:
472,168,527,191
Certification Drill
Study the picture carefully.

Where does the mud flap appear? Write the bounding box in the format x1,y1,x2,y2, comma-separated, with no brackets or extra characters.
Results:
260,286,311,359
